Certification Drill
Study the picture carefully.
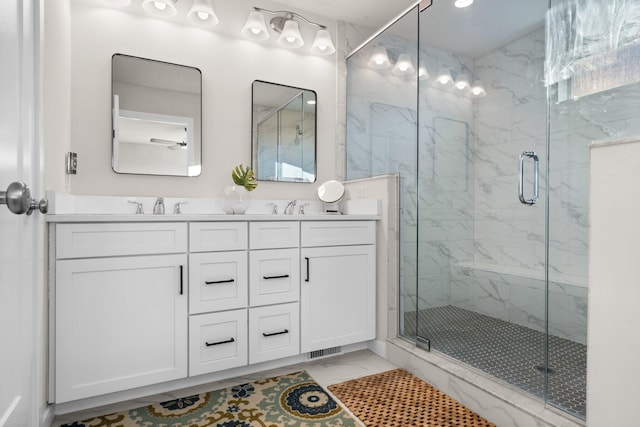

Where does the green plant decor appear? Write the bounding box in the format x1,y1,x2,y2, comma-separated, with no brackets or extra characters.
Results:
231,164,258,192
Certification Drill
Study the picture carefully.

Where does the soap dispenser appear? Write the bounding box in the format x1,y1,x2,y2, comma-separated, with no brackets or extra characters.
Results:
153,197,165,214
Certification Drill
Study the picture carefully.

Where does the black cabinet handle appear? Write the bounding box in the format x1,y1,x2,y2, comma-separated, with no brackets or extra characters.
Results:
205,337,235,346
179,265,184,295
205,279,235,285
305,257,310,282
262,329,289,337
263,274,289,280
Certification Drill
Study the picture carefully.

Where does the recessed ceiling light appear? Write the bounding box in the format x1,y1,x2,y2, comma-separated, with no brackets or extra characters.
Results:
454,0,473,8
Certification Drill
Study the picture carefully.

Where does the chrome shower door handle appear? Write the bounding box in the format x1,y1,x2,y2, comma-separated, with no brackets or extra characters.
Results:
518,151,539,206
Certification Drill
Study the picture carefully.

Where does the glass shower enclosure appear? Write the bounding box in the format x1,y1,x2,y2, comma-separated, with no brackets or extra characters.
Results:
346,0,640,420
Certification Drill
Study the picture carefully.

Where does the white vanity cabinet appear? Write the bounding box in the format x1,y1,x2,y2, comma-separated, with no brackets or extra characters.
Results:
49,215,377,406
300,221,376,353
52,223,188,403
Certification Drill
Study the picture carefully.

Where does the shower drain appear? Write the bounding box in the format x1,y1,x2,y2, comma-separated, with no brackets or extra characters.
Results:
534,365,556,374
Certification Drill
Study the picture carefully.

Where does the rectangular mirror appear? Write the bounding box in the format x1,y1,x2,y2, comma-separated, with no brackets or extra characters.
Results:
112,54,202,176
252,80,317,183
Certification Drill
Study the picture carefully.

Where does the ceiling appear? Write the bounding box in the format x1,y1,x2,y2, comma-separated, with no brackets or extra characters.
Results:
270,0,418,31
271,0,547,59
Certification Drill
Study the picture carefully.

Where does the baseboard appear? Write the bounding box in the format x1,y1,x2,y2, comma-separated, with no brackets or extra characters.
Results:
367,339,386,358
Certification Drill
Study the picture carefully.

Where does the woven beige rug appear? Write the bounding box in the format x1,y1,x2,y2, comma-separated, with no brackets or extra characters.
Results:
328,369,495,427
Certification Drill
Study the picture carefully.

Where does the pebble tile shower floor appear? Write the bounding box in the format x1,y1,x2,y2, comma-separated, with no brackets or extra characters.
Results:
404,305,586,419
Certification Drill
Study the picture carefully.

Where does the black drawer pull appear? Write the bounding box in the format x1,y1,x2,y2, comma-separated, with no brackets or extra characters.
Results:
305,257,310,282
205,337,235,346
262,329,289,337
205,279,235,285
179,265,184,295
263,274,290,280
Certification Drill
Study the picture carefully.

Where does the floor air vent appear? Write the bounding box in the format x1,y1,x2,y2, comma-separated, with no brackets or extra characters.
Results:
306,346,343,360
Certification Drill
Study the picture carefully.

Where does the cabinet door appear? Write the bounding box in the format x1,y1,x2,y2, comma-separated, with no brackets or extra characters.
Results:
55,254,188,403
300,245,375,353
189,251,248,314
189,310,248,376
249,248,299,307
249,303,300,364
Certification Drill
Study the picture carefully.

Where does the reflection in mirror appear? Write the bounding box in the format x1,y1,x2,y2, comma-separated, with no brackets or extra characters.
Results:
252,80,316,183
112,54,202,176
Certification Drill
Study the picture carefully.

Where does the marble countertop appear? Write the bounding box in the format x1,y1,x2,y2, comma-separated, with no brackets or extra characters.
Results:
46,213,380,223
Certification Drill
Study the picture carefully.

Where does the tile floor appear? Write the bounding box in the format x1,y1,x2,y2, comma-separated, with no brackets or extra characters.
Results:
52,350,397,426
404,305,587,419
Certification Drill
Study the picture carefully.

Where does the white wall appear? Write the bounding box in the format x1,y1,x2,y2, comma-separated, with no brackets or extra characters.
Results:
46,0,340,201
587,136,640,426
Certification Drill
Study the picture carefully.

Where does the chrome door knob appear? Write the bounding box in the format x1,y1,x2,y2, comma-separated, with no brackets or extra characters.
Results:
0,181,48,215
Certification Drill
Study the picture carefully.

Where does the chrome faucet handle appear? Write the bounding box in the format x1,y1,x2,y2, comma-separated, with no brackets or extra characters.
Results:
266,202,278,215
128,200,144,214
173,201,188,214
299,203,310,215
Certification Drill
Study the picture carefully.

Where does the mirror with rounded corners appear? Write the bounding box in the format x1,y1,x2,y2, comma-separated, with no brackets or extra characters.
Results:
251,80,317,183
112,54,202,176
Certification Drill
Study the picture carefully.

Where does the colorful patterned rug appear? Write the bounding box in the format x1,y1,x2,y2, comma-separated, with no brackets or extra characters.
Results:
328,369,495,427
61,371,358,427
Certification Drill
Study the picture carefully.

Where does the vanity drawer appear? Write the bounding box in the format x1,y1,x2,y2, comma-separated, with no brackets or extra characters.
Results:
190,222,247,252
300,221,375,247
249,221,299,249
189,251,248,314
249,303,299,364
189,309,248,376
55,222,187,259
249,248,299,307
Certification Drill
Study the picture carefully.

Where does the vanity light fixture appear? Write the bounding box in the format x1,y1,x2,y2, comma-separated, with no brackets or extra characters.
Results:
142,0,178,17
454,0,474,8
242,10,270,40
187,0,218,27
368,46,391,69
392,53,416,76
242,7,336,55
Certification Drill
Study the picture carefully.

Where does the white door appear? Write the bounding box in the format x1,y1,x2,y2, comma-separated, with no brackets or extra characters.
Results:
0,0,46,426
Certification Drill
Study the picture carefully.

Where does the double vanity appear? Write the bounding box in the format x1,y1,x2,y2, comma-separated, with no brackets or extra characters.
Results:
47,212,378,407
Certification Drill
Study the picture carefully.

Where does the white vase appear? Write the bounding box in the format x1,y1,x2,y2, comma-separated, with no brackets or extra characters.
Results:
223,185,251,214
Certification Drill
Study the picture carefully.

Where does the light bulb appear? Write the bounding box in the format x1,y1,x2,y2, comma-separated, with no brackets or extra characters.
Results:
154,1,166,10
197,11,209,20
286,36,295,43
454,73,470,90
436,68,452,85
368,46,391,69
242,10,269,41
454,0,473,7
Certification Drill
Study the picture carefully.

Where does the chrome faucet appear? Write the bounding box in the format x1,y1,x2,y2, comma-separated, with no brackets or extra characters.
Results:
128,200,144,214
266,202,278,215
299,202,310,215
284,200,297,215
153,197,165,215
173,201,187,214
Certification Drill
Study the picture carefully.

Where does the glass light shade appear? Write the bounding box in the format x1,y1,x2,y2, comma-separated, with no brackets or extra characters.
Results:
392,54,416,76
142,0,177,17
97,0,131,7
436,68,453,84
242,11,270,41
418,61,429,80
368,46,391,69
455,0,474,7
278,20,304,48
471,80,487,97
454,73,470,90
187,0,218,27
310,29,336,55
